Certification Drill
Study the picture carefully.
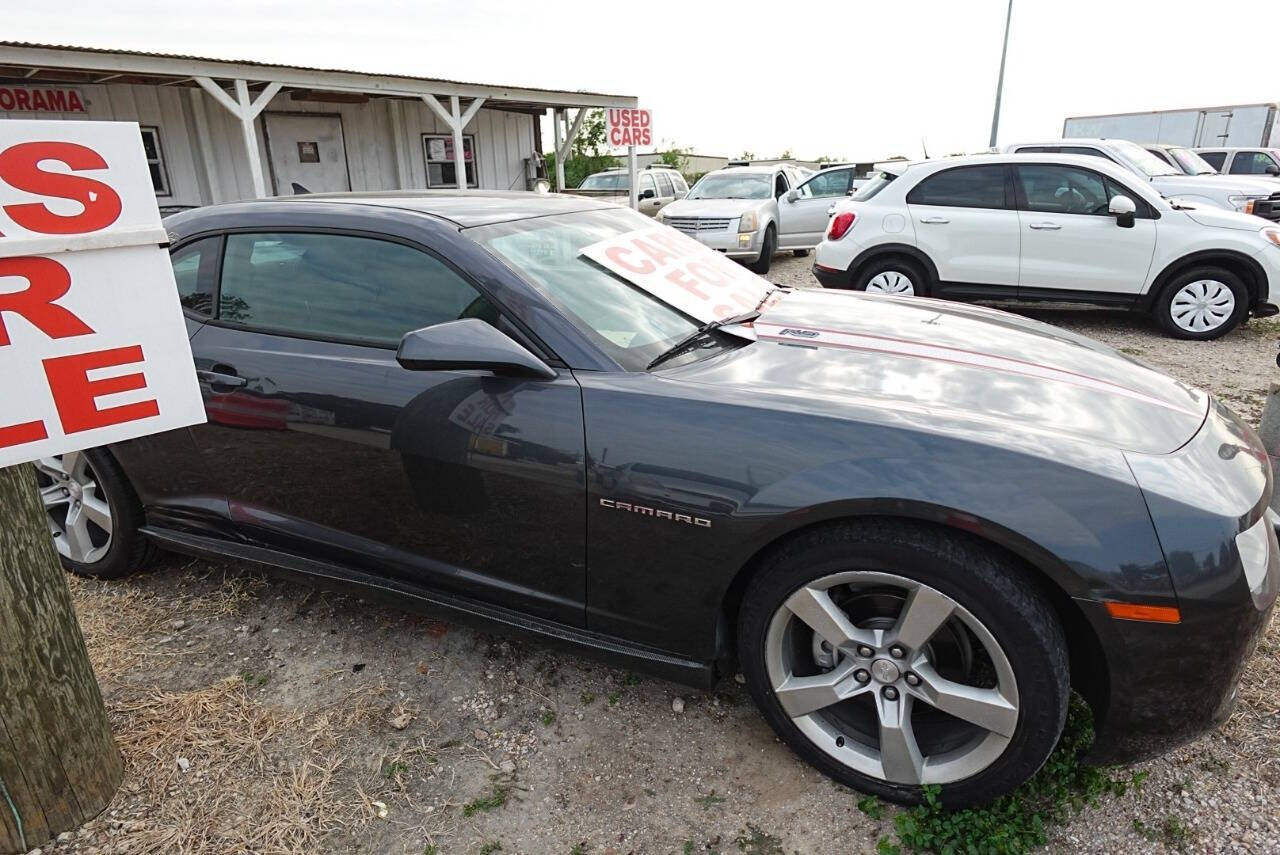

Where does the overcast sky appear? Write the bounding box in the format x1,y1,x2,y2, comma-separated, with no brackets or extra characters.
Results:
7,0,1279,160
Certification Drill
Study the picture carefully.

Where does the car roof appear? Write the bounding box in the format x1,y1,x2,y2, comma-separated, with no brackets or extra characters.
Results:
220,190,622,227
705,165,781,176
878,152,1155,179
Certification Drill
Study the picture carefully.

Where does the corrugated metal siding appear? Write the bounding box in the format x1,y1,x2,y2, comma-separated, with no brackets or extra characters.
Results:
1,82,538,205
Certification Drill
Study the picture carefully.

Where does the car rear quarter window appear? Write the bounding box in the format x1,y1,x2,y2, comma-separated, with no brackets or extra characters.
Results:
1198,151,1227,170
906,165,1008,209
654,172,675,197
169,236,220,317
217,232,496,347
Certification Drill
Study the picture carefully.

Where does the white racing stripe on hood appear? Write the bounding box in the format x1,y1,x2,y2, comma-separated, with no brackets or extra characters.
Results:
753,321,1202,417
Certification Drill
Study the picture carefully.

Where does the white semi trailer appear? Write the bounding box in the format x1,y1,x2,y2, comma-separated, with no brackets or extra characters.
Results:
1063,103,1279,147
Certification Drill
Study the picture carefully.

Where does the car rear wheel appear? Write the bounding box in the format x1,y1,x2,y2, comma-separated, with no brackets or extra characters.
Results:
748,225,776,274
737,520,1069,808
32,449,155,579
1154,267,1248,340
854,258,926,297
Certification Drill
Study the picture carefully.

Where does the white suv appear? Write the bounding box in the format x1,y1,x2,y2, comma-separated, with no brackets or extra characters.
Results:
813,153,1280,339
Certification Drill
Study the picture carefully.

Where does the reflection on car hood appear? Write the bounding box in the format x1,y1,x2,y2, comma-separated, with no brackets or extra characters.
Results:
1157,174,1280,195
1177,203,1272,232
669,289,1208,455
659,198,766,218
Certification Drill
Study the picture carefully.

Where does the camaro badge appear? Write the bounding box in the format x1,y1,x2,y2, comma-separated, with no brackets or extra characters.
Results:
599,498,711,528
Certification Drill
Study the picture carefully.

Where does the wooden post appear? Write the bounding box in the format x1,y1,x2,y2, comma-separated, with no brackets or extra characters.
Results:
0,464,121,854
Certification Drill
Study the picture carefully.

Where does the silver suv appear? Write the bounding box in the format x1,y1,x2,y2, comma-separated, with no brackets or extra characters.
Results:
566,165,688,216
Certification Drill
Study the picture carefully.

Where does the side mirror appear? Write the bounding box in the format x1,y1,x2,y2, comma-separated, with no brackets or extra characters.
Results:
785,189,799,203
1108,194,1137,228
640,188,655,200
1267,165,1280,176
396,319,556,380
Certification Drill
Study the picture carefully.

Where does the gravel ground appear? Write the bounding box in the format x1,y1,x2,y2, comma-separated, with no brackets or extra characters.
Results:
30,253,1280,855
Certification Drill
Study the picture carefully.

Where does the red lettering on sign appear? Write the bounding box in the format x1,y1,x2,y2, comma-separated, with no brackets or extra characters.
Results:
66,92,84,112
30,90,47,111
47,90,67,112
665,268,708,300
43,345,158,434
686,261,731,287
0,256,94,346
14,90,30,111
0,419,47,449
604,246,655,275
0,141,123,234
633,237,677,267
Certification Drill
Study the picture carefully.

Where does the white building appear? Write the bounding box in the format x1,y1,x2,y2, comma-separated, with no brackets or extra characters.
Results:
0,41,637,210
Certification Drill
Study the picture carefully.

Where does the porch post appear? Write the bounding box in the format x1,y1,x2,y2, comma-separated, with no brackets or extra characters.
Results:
628,145,638,210
194,77,282,198
553,108,565,192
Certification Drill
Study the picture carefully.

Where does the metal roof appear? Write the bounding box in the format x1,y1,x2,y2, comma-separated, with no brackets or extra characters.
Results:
0,41,636,109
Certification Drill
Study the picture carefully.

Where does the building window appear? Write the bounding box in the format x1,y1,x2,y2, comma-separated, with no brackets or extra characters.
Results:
140,126,171,197
423,134,478,188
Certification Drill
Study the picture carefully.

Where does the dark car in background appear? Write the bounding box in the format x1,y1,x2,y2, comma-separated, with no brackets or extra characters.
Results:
35,191,1277,807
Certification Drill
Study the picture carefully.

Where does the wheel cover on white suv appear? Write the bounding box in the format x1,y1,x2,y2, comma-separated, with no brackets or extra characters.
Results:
1170,279,1235,333
866,271,915,296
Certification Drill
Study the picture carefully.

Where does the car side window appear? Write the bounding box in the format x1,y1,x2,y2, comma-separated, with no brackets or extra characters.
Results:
671,173,688,194
774,172,789,198
169,236,220,317
217,232,497,347
906,165,1008,209
639,174,656,197
1197,151,1227,170
654,172,675,197
1228,151,1277,175
1017,165,1110,216
798,168,852,199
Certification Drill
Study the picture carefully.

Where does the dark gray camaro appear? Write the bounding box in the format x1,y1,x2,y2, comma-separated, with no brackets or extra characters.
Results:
39,192,1277,807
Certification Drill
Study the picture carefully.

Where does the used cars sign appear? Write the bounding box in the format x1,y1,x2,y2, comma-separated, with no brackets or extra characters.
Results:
606,108,652,148
0,120,205,467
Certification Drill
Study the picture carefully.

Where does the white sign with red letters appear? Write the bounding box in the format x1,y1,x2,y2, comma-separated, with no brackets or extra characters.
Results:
606,108,652,148
580,226,772,326
0,120,204,468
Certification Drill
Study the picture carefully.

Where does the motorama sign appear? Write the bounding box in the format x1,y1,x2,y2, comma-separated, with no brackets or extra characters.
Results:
0,120,205,468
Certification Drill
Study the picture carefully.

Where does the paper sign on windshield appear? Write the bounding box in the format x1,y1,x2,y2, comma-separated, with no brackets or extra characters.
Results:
0,120,205,468
579,226,772,325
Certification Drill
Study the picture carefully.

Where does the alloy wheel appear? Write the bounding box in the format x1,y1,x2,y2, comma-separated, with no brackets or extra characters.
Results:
865,271,915,295
764,571,1019,786
1170,279,1235,333
33,452,113,564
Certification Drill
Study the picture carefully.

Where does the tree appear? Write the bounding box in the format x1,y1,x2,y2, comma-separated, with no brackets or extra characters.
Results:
778,149,794,160
737,151,756,161
657,144,692,179
0,464,121,853
544,109,620,189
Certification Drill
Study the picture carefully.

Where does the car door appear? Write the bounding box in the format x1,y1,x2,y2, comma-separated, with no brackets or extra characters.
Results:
652,171,677,213
637,173,662,215
904,163,1020,290
779,167,853,247
185,229,587,625
1013,163,1156,296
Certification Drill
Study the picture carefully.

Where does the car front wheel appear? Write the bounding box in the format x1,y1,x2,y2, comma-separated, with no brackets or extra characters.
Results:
1154,267,1248,340
737,520,1069,808
32,449,154,579
748,225,776,274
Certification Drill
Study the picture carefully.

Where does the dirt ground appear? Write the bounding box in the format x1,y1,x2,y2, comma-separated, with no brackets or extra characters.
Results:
34,254,1280,855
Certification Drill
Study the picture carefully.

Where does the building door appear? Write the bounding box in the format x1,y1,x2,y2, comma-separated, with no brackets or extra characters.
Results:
264,113,350,195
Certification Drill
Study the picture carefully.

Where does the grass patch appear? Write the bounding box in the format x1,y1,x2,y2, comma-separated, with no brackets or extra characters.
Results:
694,789,726,808
734,823,784,854
883,697,1145,854
540,709,557,726
1134,815,1191,852
478,842,503,855
857,795,885,820
580,690,596,705
462,784,509,817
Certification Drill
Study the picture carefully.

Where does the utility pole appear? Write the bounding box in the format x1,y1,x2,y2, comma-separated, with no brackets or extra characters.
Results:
988,0,1014,148
0,465,122,854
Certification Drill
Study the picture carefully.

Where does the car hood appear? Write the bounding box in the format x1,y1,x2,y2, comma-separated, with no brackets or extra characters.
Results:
660,198,766,218
1155,174,1280,195
1175,202,1273,232
668,289,1208,455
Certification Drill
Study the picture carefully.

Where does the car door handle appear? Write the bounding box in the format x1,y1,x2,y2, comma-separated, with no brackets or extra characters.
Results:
196,369,247,388
1028,222,1062,230
919,216,950,224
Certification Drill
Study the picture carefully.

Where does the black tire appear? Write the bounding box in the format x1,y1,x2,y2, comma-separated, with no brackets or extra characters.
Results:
748,225,776,274
852,256,928,297
792,249,810,258
737,520,1069,808
1153,266,1248,340
40,448,156,579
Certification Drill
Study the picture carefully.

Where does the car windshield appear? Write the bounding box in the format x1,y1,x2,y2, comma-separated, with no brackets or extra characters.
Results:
467,208,753,371
687,173,772,200
1111,139,1180,177
578,173,628,191
1168,147,1218,175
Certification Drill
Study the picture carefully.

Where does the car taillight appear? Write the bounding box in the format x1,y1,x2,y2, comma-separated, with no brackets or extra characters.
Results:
828,211,856,240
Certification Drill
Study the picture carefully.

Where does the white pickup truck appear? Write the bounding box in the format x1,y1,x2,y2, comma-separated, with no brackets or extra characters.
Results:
1003,138,1280,222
